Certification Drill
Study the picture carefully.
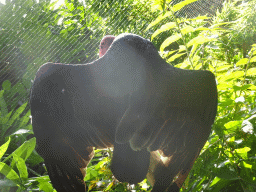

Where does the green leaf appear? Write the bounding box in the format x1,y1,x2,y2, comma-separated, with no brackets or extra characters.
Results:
240,161,252,169
217,83,231,91
13,154,28,179
210,177,221,187
146,12,173,32
187,35,214,47
90,169,98,177
215,166,239,180
233,84,256,91
2,80,11,91
249,107,256,114
179,45,186,52
193,176,206,191
250,56,256,62
239,162,253,184
195,26,210,31
235,147,251,159
151,22,176,40
1,111,12,125
65,0,74,11
224,121,242,133
175,61,190,69
33,176,54,192
18,110,31,129
210,177,232,192
160,50,178,57
6,138,36,165
105,181,114,191
0,137,10,159
0,90,8,116
224,71,244,81
172,0,198,12
180,26,194,34
146,1,203,32
211,21,234,28
39,181,54,192
8,102,27,126
190,43,198,56
216,65,232,72
84,172,91,180
247,68,256,76
160,34,182,52
167,53,186,62
0,162,19,182
236,58,248,66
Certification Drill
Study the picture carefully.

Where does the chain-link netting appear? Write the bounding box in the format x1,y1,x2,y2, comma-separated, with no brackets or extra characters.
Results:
0,0,224,91
0,0,226,191
172,0,224,18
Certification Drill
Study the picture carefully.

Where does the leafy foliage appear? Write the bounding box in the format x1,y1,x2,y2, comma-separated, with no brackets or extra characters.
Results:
0,0,156,191
146,0,256,191
0,0,256,191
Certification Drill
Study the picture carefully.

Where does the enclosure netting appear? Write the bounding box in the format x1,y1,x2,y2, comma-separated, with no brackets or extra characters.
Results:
0,0,225,88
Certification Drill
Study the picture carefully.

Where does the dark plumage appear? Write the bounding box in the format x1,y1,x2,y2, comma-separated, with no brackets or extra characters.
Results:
30,33,217,192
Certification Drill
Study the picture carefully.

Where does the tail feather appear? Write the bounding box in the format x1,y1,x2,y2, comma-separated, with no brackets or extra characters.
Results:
46,161,86,192
111,142,150,184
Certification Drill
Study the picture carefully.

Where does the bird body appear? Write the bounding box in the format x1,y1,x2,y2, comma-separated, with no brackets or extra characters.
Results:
30,33,217,191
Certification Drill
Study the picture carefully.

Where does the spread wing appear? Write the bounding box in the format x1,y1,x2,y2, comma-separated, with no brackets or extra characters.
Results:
30,63,97,191
30,33,217,192
106,34,217,191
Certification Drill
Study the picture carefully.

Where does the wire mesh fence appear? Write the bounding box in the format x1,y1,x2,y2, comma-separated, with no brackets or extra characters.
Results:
0,0,228,191
2,0,256,191
172,0,224,18
0,0,224,95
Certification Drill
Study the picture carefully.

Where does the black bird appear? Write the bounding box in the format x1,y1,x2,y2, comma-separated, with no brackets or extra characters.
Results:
30,33,217,192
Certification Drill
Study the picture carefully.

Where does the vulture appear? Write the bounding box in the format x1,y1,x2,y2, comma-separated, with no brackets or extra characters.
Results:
30,33,217,192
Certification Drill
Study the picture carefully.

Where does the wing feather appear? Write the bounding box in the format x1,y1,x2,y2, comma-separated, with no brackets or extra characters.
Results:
31,33,217,192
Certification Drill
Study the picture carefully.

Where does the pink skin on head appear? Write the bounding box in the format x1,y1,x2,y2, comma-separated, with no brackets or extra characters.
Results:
99,35,115,57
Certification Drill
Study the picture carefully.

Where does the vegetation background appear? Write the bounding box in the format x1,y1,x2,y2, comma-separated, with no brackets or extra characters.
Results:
0,0,256,191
